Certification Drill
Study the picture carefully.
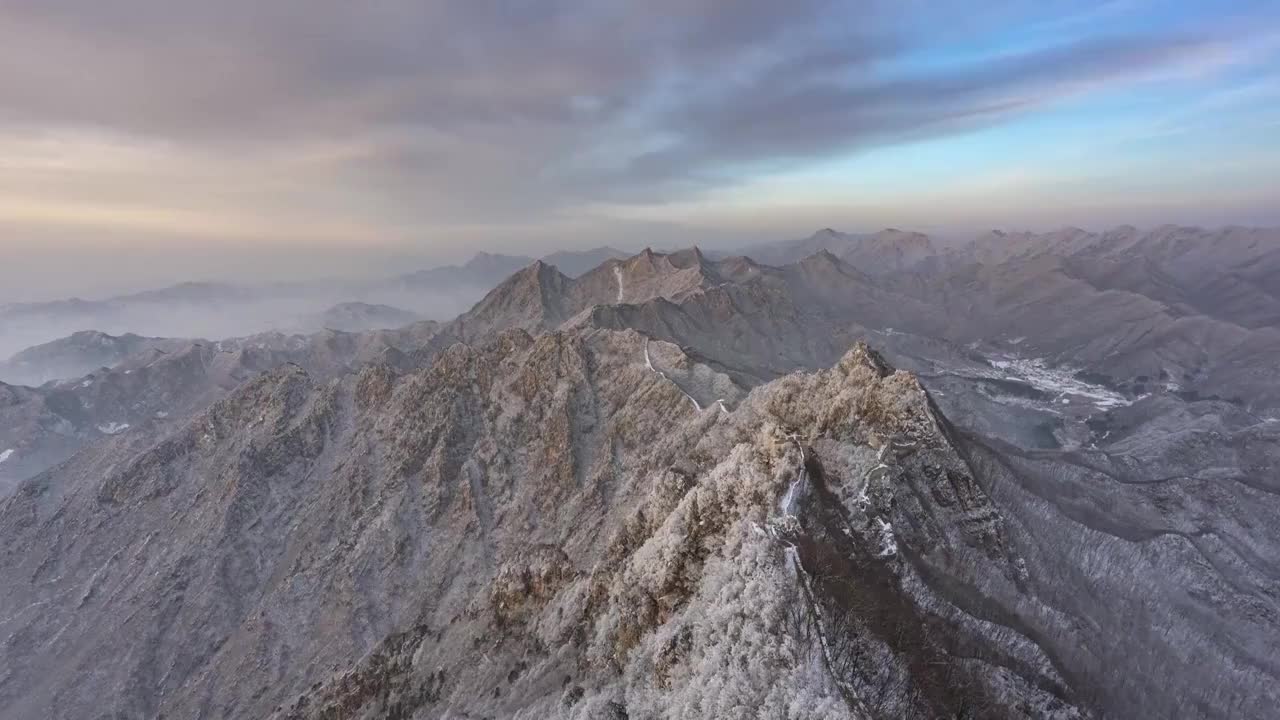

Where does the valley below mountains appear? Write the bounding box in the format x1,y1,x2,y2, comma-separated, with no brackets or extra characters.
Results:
1,225,1278,719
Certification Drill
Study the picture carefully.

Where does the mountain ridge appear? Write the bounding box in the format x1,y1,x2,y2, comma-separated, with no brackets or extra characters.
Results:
2,225,1279,719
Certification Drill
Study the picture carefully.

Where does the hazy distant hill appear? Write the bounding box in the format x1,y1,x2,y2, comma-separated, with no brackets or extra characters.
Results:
0,331,184,387
741,228,939,274
314,302,422,332
0,248,642,364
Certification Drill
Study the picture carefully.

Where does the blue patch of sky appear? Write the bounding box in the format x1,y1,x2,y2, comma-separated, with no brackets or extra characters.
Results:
743,0,1279,209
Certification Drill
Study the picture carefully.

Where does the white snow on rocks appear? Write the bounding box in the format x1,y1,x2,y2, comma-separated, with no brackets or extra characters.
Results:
989,356,1131,410
613,265,625,303
876,518,898,557
779,443,807,517
0,449,13,464
97,422,130,435
642,337,702,411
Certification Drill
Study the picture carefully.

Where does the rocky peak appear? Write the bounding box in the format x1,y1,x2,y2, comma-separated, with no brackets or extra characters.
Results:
663,246,708,269
448,260,574,340
793,249,874,286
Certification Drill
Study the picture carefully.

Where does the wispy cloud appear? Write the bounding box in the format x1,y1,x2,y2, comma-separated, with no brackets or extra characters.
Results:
0,0,1275,249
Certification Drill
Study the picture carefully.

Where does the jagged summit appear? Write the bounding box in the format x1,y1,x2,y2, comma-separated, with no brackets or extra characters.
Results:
445,260,575,341
540,246,630,277
446,247,742,345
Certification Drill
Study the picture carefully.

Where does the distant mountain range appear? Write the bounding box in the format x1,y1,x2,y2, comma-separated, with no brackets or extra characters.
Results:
1,225,1278,719
0,247,632,363
738,227,941,273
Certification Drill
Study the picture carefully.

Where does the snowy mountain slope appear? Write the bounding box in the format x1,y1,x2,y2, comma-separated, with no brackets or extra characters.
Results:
1,231,1279,719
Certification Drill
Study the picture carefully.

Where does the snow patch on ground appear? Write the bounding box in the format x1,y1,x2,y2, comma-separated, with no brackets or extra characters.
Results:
97,422,130,435
0,449,13,464
776,440,814,519
876,518,898,557
780,460,806,517
80,379,92,388
155,410,169,419
612,265,625,303
989,356,1131,410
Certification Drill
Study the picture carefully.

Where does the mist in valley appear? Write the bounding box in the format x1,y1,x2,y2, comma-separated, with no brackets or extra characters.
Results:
0,280,493,384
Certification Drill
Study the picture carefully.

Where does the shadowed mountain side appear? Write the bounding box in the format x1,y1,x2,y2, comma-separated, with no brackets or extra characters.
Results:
955,423,1280,719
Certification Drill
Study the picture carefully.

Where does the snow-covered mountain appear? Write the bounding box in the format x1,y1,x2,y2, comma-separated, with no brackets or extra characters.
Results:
1,227,1279,719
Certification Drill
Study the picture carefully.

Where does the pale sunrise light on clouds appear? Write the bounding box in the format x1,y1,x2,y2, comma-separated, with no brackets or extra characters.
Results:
1,0,1278,297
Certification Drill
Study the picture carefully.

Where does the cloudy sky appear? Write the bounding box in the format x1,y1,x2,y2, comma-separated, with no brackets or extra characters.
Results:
1,0,1278,298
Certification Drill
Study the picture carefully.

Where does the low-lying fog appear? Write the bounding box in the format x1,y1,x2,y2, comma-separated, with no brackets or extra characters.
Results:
0,281,492,382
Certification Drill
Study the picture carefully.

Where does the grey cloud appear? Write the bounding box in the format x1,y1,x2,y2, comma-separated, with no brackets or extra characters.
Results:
590,33,1232,198
0,1,1259,217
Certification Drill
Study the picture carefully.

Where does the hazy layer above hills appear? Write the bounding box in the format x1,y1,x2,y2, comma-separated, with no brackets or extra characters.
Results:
0,247,630,363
